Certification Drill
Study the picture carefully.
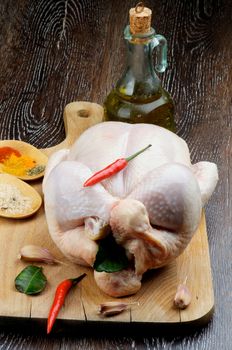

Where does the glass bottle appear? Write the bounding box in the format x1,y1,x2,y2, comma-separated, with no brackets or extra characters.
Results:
104,6,175,132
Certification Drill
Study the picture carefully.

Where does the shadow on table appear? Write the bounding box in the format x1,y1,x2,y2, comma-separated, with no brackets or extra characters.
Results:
0,313,213,339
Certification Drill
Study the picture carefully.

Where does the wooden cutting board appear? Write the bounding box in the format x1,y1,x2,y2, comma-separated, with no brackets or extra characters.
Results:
0,102,214,334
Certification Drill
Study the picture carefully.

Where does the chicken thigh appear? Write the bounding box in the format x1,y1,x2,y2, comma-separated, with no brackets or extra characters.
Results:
43,122,218,297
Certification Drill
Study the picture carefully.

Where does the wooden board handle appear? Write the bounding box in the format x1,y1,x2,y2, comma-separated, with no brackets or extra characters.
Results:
64,101,104,146
43,101,104,154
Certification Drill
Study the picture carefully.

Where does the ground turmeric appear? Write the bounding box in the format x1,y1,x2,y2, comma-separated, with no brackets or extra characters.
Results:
1,154,36,176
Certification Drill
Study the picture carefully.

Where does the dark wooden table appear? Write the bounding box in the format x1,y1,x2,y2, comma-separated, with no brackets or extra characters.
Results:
0,0,231,348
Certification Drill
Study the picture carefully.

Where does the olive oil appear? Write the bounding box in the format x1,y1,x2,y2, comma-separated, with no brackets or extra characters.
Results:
104,87,175,131
104,4,175,132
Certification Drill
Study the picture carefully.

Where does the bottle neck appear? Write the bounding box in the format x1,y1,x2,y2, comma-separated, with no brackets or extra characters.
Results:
116,26,161,99
127,40,154,78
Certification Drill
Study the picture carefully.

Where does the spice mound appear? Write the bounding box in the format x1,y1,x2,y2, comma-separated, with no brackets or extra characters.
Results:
0,184,32,215
0,146,45,177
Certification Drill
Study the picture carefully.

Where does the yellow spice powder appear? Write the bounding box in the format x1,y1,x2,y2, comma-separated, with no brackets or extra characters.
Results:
2,154,36,176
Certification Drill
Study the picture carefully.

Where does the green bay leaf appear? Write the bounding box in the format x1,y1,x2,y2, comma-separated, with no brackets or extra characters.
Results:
93,235,129,273
15,265,47,295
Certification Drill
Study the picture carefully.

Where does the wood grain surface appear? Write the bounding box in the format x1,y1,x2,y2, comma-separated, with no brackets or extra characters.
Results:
0,0,231,349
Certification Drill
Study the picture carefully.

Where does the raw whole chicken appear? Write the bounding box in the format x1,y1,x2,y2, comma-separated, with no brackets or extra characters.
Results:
43,121,218,297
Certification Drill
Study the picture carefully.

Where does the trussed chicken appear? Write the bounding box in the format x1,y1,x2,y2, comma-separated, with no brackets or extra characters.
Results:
43,122,218,297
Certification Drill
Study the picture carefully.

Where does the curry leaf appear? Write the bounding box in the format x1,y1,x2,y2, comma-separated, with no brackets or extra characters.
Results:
15,265,47,295
93,235,129,273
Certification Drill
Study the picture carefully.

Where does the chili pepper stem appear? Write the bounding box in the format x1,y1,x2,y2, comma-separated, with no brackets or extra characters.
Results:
125,144,152,162
70,273,87,285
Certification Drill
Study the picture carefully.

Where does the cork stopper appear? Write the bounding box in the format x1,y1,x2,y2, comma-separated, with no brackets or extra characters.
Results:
129,2,152,35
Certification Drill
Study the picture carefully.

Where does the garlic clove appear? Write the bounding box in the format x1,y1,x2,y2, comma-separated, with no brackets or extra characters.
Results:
19,245,61,264
85,217,111,240
98,301,138,317
174,283,192,309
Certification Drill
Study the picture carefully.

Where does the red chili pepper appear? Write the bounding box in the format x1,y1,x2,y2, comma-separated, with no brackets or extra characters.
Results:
83,144,152,187
47,273,86,334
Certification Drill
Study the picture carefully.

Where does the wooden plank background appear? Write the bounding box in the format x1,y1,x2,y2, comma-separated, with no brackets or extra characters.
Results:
0,0,231,349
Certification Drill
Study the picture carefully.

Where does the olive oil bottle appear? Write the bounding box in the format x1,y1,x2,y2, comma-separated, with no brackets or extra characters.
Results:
104,3,175,132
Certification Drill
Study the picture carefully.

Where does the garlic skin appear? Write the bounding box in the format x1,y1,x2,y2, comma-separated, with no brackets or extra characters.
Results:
19,245,60,264
98,301,137,317
174,283,192,309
